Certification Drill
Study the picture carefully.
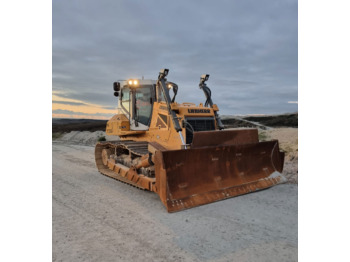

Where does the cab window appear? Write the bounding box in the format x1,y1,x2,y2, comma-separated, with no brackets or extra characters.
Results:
135,86,152,126
121,87,131,114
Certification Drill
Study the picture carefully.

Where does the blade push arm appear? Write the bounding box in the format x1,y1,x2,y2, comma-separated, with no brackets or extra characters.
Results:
157,69,187,147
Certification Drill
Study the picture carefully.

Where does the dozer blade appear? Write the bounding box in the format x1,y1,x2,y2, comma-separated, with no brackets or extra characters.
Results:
154,140,286,212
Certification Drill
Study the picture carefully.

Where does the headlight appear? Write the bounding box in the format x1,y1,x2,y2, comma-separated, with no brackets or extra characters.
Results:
128,79,139,86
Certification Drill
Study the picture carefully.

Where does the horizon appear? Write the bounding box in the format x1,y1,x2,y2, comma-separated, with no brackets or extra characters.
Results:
52,111,298,121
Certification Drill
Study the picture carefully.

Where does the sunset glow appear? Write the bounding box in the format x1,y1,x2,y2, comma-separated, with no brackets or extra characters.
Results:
52,93,116,119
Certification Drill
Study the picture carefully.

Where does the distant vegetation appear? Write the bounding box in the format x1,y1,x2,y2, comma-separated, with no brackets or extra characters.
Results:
258,131,268,141
52,132,63,140
244,113,298,127
52,113,298,135
52,119,107,133
98,136,106,141
222,113,297,129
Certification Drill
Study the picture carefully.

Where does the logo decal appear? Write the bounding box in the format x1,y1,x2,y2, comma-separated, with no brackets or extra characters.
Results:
188,109,210,114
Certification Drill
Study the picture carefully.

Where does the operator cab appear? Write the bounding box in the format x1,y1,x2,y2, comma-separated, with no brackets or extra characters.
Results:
113,78,179,131
114,79,155,131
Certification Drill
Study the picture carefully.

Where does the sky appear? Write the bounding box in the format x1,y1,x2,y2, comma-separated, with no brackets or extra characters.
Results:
52,0,298,119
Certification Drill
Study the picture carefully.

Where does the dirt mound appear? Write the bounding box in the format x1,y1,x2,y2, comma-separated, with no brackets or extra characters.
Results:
259,128,298,183
57,131,119,146
221,118,258,129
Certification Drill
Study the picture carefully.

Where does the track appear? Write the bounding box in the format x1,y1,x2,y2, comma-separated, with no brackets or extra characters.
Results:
95,140,150,189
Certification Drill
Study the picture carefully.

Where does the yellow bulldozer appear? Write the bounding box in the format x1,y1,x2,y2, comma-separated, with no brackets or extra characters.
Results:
95,69,286,212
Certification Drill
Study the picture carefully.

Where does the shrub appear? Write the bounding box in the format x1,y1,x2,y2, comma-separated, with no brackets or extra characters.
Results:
52,132,62,140
98,136,106,141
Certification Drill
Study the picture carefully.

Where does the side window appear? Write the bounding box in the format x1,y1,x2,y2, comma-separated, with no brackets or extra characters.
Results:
136,87,152,126
121,87,131,114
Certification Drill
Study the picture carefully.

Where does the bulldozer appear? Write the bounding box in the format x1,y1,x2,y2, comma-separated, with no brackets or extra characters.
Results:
95,69,286,212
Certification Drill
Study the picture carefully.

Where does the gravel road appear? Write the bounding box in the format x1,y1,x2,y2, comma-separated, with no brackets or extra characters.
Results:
53,141,297,262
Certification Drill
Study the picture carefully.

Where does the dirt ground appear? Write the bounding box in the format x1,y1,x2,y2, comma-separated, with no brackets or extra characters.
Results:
52,134,298,261
260,128,298,184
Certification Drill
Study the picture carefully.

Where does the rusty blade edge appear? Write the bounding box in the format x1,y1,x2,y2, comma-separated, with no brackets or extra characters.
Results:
182,171,287,198
165,172,287,213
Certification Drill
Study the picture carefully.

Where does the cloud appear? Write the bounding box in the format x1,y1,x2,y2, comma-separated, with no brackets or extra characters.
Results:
53,0,297,116
52,100,86,106
54,91,117,106
52,109,113,118
288,101,298,104
102,106,117,110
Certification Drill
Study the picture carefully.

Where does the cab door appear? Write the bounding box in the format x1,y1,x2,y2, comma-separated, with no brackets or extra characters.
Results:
130,85,153,130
